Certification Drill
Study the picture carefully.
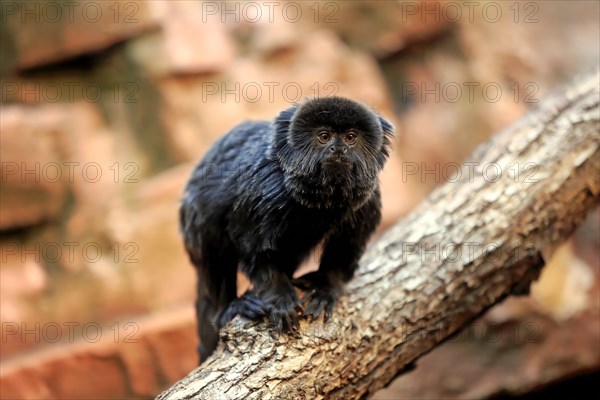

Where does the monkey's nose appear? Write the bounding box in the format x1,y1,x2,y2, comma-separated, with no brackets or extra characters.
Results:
329,146,347,154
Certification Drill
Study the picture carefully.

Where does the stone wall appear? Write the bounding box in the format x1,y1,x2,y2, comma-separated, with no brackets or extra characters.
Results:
1,1,598,398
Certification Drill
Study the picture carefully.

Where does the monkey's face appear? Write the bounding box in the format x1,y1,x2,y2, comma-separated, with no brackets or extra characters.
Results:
312,127,371,177
274,97,393,185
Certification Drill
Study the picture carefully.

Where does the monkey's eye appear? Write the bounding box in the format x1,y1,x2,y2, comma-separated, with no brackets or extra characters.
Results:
317,131,332,144
344,132,358,145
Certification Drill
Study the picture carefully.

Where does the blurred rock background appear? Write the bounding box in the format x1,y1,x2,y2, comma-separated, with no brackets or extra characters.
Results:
0,1,598,399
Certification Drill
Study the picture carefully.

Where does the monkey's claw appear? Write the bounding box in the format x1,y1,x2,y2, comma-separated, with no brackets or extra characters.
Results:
266,295,302,334
217,291,268,328
293,271,340,321
301,288,337,322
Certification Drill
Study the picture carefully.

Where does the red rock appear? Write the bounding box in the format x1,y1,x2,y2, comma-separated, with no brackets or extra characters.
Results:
129,1,235,77
0,105,68,229
145,324,198,385
0,307,197,399
45,355,129,399
4,1,156,71
306,1,450,57
118,338,161,397
0,368,53,399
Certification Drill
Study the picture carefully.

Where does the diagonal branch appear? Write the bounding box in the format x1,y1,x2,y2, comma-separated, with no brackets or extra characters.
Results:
158,71,600,400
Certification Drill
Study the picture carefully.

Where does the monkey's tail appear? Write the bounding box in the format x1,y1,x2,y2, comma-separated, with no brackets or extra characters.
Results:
194,266,219,364
180,206,238,364
193,245,238,364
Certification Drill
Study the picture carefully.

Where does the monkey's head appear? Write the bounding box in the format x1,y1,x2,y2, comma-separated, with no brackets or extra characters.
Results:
273,97,393,207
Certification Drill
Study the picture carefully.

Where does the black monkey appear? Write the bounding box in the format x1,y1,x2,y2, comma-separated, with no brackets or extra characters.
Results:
180,96,393,363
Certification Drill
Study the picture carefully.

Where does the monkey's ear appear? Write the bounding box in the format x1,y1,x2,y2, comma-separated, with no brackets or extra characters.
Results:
272,105,299,156
379,116,394,136
377,116,394,168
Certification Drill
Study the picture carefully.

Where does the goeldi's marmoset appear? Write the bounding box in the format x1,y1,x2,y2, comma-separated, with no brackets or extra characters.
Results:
180,96,393,363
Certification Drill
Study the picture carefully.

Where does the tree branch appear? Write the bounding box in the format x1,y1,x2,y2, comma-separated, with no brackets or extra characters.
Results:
157,71,600,400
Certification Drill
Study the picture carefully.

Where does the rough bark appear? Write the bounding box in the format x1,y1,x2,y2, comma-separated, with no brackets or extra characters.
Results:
157,71,600,400
375,236,600,399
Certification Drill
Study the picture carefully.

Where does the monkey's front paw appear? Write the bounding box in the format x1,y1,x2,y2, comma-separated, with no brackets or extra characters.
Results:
265,293,302,333
301,287,337,321
217,291,268,328
293,271,340,321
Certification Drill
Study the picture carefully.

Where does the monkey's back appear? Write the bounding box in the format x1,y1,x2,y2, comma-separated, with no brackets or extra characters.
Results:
199,121,271,182
184,121,271,202
180,121,274,251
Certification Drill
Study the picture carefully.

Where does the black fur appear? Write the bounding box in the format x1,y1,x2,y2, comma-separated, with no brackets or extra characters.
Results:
180,97,393,363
